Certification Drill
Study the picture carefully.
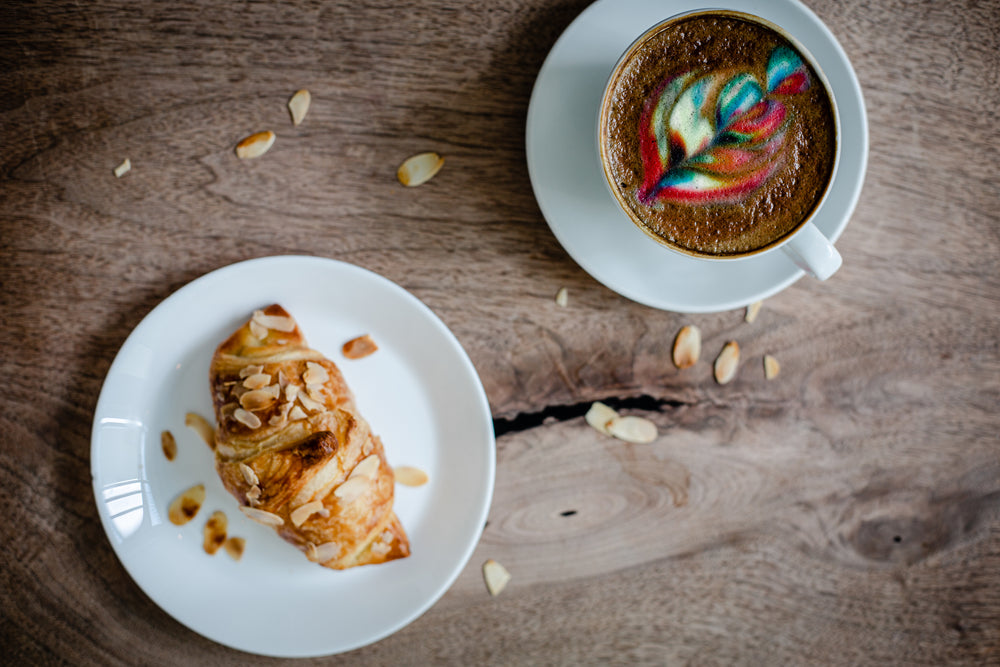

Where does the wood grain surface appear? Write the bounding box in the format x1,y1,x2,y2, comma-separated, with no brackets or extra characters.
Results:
2,0,999,664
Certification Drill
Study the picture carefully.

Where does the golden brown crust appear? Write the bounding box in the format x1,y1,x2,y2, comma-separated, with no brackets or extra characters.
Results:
210,304,410,569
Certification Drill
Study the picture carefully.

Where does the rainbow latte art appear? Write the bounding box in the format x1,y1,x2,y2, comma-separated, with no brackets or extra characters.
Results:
638,46,810,206
600,13,837,257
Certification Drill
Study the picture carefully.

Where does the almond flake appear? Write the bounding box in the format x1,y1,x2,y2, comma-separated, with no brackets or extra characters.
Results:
308,541,341,563
555,287,569,307
113,158,131,178
482,559,511,596
223,536,246,560
239,506,284,526
251,310,296,332
585,402,618,436
161,430,177,461
672,325,701,369
246,485,262,505
238,462,259,486
714,341,740,385
290,500,327,527
296,388,325,413
284,383,299,402
239,387,279,411
184,412,216,450
235,130,275,159
289,405,307,421
242,373,272,389
249,320,268,340
233,408,262,429
342,334,378,359
745,301,763,323
287,89,311,126
333,476,369,504
303,361,329,385
394,465,429,487
203,510,228,555
168,484,205,526
350,454,380,480
763,354,781,380
239,365,264,378
397,151,444,187
607,415,658,444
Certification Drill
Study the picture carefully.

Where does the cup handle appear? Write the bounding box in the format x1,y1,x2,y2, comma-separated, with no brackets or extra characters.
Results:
780,221,842,280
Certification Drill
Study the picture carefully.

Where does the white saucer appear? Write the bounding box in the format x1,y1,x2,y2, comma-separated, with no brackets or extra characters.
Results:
91,256,495,657
526,0,868,313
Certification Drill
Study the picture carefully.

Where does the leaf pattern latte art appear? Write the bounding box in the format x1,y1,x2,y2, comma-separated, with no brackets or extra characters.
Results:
638,45,811,206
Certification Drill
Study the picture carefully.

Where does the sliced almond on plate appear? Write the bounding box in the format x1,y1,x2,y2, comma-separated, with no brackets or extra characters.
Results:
287,89,311,126
482,559,511,596
235,131,275,159
223,536,246,561
394,466,429,487
342,334,378,359
763,354,781,380
606,415,658,444
714,341,740,385
585,402,618,436
185,412,216,449
203,511,228,555
161,430,177,461
397,152,444,187
745,301,763,323
672,325,701,369
168,484,205,525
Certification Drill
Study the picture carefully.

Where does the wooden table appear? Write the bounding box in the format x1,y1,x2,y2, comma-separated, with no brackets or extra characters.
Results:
3,0,999,663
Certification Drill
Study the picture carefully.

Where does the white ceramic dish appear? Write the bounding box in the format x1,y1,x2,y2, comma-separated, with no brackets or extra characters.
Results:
91,256,496,657
526,0,868,313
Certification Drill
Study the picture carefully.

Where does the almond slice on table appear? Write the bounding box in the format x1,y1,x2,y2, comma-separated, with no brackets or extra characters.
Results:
342,334,378,359
584,402,618,436
394,466,429,487
763,354,781,380
482,559,511,596
203,511,228,555
606,415,658,444
235,131,275,159
397,152,444,187
185,412,216,449
555,287,569,307
223,536,246,561
714,341,740,385
168,484,206,525
113,158,131,178
287,89,311,126
745,301,763,323
672,325,701,369
161,430,177,461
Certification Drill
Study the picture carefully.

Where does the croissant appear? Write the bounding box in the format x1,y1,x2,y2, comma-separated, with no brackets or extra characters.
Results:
209,304,410,569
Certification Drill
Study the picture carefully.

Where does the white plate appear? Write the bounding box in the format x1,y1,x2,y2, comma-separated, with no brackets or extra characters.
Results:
526,0,868,313
91,256,496,657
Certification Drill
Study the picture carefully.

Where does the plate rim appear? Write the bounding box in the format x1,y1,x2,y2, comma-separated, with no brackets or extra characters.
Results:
90,254,496,657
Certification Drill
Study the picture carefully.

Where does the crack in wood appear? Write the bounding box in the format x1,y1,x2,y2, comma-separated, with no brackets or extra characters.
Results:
492,395,685,437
